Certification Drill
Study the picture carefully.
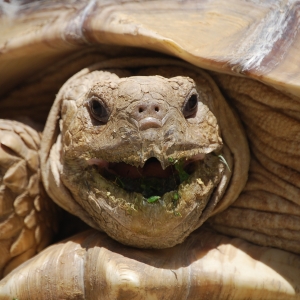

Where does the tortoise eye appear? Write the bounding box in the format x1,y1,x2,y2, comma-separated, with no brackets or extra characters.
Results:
183,93,198,118
88,97,110,123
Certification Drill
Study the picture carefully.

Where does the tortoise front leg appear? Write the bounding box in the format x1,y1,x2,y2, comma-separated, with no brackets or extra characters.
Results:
0,119,60,278
0,227,299,300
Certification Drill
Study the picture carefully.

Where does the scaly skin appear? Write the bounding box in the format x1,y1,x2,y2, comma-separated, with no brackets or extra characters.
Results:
52,68,224,248
40,60,248,248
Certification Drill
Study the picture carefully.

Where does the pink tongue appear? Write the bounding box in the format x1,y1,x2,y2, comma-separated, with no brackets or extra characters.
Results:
109,161,173,179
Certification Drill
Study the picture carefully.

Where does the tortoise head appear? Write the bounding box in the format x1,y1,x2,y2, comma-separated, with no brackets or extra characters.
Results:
41,60,248,248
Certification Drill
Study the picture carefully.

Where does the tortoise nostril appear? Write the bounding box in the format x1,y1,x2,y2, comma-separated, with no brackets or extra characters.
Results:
139,107,144,113
155,106,159,112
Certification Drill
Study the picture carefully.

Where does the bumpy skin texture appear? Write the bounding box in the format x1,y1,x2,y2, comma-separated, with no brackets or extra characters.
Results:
41,62,248,249
53,69,224,248
0,120,59,278
62,72,221,166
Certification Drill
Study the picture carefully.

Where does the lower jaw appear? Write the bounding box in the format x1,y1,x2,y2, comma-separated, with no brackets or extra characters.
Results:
63,154,222,248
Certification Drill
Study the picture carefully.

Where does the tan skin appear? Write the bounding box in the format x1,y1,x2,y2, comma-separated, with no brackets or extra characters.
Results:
57,69,224,248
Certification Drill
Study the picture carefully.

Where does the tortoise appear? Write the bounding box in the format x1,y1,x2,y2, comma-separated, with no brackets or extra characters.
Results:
0,0,300,299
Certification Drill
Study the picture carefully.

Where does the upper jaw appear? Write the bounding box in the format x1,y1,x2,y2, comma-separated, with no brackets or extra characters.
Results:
87,152,208,177
85,134,223,170
86,146,221,171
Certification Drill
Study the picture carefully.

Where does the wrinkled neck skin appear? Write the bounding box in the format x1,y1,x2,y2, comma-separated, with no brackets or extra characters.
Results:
43,64,246,249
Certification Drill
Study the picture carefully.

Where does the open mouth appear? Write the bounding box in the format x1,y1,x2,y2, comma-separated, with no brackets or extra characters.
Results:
63,150,224,247
87,154,205,200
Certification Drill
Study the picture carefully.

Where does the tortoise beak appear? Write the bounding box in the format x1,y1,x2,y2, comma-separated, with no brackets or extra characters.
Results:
138,117,163,130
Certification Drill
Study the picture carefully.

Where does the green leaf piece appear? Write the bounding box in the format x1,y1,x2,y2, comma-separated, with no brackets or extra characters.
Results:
174,160,189,183
174,211,182,217
168,157,176,163
173,192,179,201
147,196,161,203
